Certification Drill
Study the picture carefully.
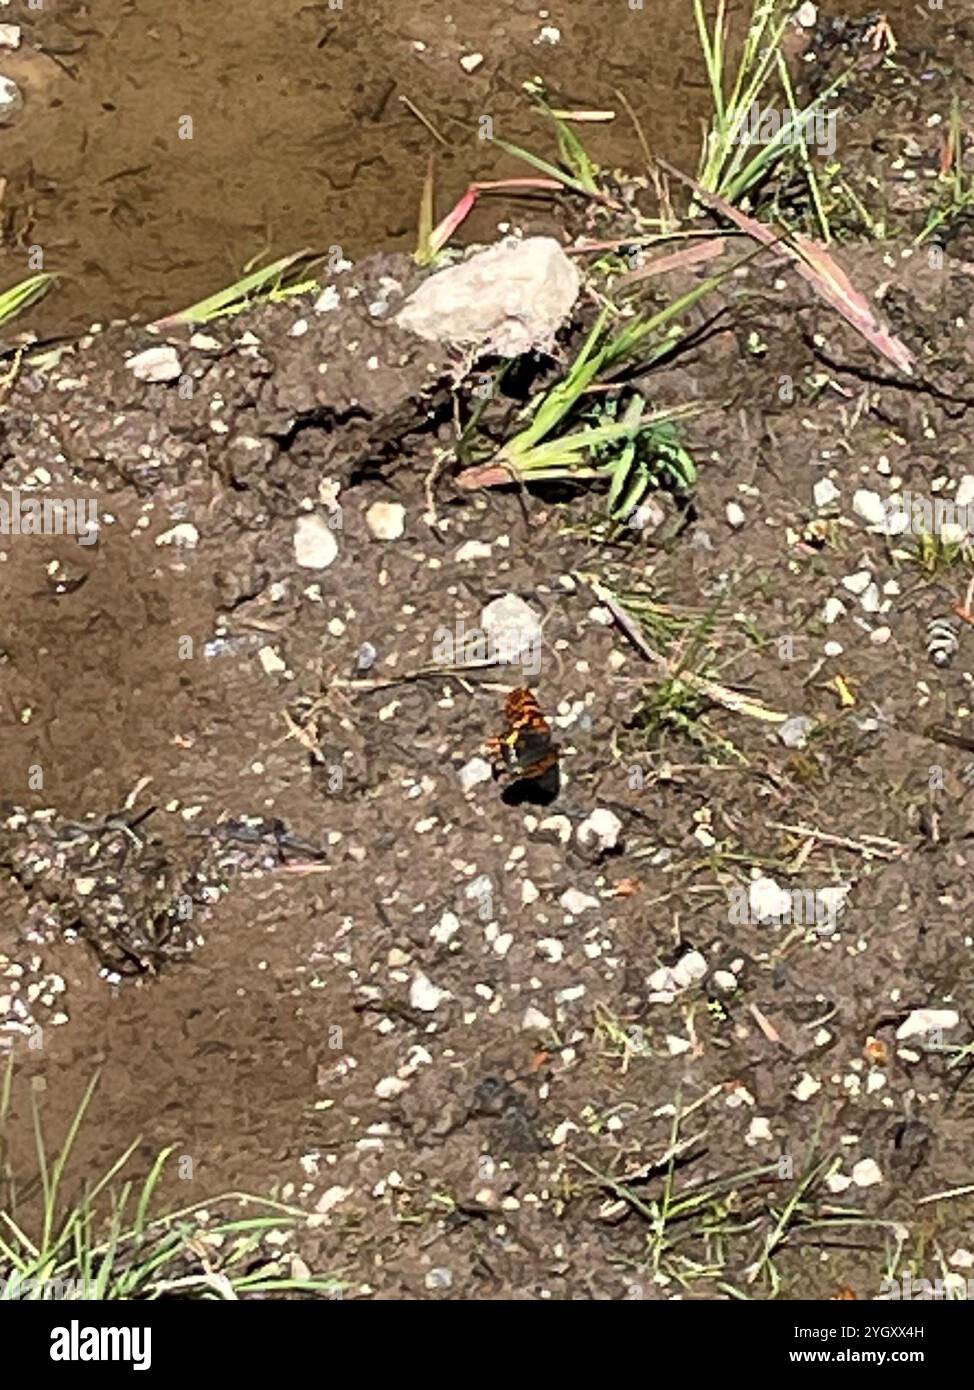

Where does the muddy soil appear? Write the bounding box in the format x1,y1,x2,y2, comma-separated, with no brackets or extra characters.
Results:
0,0,932,340
4,3,974,1302
0,0,719,341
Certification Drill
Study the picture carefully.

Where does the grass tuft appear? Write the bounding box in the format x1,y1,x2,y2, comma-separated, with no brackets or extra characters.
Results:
0,1059,341,1299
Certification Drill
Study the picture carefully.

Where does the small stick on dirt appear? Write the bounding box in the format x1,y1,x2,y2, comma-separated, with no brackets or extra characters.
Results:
576,572,787,724
615,237,727,288
918,1183,974,1206
329,655,514,694
614,87,674,229
749,1002,783,1046
769,821,905,860
122,775,154,811
280,709,326,761
398,95,451,148
423,449,450,528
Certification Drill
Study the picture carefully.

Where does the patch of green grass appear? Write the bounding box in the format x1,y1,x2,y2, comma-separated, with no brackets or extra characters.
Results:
0,1061,341,1299
907,530,973,576
626,597,745,760
593,1004,653,1072
587,397,697,521
476,261,730,486
694,0,847,214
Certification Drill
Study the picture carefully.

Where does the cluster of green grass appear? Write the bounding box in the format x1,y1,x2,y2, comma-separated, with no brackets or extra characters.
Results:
694,0,845,233
0,1063,340,1300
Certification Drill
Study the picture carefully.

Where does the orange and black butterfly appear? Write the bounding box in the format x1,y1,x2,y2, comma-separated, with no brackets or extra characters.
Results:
485,688,560,783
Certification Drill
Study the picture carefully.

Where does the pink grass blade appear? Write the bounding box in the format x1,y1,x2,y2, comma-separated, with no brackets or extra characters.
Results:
658,159,915,377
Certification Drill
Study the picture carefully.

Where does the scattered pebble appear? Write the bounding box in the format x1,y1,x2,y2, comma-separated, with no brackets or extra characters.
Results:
559,888,599,915
793,1073,821,1102
813,477,840,509
896,1008,959,1041
365,501,406,540
777,715,814,749
126,345,182,382
314,285,340,313
458,757,492,792
155,522,200,549
430,911,460,946
293,513,339,569
853,489,887,528
409,972,448,1012
842,571,872,595
522,1006,552,1031
851,1157,883,1188
576,808,623,854
315,1185,353,1214
746,1117,773,1145
748,876,793,922
671,950,707,989
0,73,22,123
455,540,492,562
258,646,287,676
375,1076,409,1099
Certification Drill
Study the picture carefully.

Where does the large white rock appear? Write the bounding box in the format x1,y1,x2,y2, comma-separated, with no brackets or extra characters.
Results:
396,236,581,357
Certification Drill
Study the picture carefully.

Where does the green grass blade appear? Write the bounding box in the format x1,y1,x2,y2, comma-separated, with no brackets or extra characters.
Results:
415,155,435,265
150,251,318,328
493,137,598,198
0,272,57,330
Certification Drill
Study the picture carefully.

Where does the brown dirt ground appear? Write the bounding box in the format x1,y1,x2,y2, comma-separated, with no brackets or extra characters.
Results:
4,3,974,1301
